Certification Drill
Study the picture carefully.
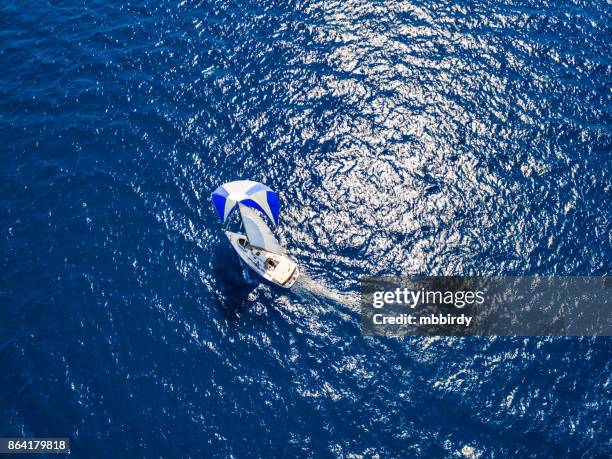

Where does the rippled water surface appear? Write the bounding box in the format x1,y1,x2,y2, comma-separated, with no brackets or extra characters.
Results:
1,0,611,457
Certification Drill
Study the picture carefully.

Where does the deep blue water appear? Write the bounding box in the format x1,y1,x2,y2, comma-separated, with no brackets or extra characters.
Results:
1,0,611,457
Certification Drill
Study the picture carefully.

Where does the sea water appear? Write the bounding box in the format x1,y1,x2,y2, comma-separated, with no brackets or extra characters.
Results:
1,0,610,457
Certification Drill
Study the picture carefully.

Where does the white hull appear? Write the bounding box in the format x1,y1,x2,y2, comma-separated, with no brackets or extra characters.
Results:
226,231,299,288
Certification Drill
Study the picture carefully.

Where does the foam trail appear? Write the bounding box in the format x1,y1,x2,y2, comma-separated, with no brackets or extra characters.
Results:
291,272,359,310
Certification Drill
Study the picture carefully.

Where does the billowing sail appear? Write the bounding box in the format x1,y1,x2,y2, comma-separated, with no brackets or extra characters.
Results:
239,204,284,254
211,180,280,226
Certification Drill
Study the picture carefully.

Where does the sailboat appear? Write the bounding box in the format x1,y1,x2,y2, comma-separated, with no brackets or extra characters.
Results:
211,180,300,288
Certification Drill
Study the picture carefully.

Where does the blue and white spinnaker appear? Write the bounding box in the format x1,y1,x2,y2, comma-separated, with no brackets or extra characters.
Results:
211,180,280,226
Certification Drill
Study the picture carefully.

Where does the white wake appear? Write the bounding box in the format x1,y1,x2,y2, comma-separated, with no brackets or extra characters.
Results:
291,272,359,310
